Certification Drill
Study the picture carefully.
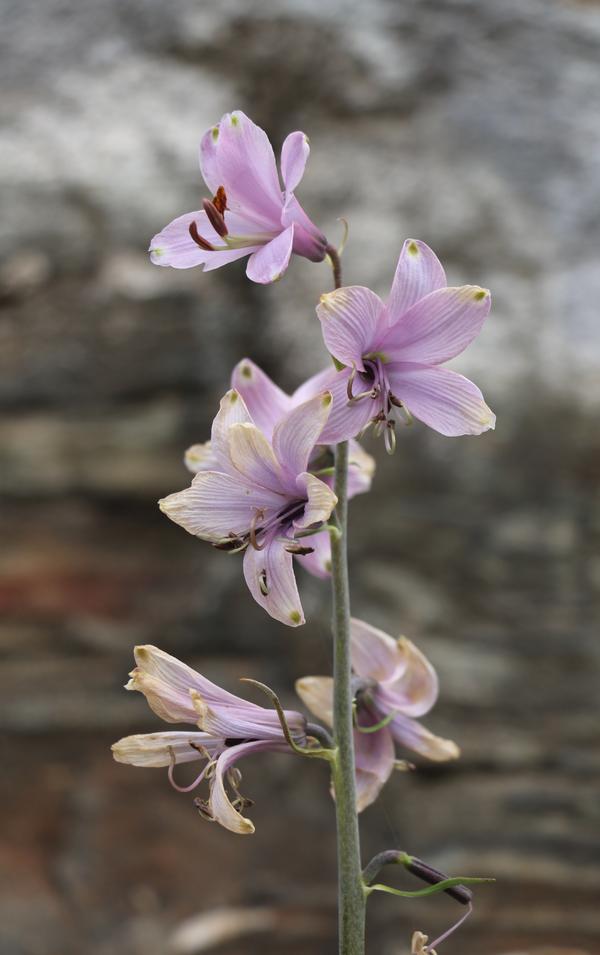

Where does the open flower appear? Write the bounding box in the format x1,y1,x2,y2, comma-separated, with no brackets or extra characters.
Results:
112,645,307,834
312,239,495,446
150,110,328,284
159,388,337,627
184,357,375,578
296,618,459,810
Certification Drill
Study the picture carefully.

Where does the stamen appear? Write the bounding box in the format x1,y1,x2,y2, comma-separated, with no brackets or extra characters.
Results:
284,543,315,556
212,185,227,215
167,745,211,794
202,197,228,237
189,221,216,251
428,902,473,950
384,420,396,455
249,509,266,551
346,363,358,401
194,797,215,821
213,533,248,553
259,570,269,596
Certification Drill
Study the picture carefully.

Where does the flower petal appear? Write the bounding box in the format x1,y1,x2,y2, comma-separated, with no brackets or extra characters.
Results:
312,367,375,445
350,618,407,684
191,692,306,742
281,131,310,193
200,246,260,271
387,363,496,437
184,441,218,474
387,239,446,322
210,389,253,473
291,366,339,406
317,287,385,371
149,209,218,269
231,359,292,440
353,721,396,812
159,471,284,541
227,422,283,491
209,740,287,835
376,637,439,717
243,531,305,627
347,440,376,497
273,392,333,480
295,676,333,726
282,195,327,262
295,529,332,579
246,225,295,284
379,286,491,365
388,714,460,762
294,472,337,529
130,644,248,710
201,111,283,228
111,731,217,767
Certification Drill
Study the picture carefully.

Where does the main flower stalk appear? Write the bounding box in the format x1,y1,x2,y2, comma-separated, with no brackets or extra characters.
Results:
329,246,366,955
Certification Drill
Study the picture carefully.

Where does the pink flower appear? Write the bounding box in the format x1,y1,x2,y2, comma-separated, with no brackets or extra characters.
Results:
312,239,495,445
112,645,307,834
150,111,327,284
159,388,338,627
184,358,375,579
296,618,459,811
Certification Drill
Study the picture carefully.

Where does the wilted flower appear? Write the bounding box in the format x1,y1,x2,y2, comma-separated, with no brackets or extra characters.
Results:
296,618,459,810
159,388,337,627
150,110,328,283
312,239,495,446
184,357,375,578
112,645,307,834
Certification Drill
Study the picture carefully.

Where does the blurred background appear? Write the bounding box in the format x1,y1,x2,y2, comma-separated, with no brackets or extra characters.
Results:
1,0,599,953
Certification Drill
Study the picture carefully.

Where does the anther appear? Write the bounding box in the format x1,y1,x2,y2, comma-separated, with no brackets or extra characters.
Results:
384,420,396,455
259,570,269,596
405,856,473,906
346,363,358,401
202,198,228,237
189,221,216,251
212,185,227,215
249,509,266,551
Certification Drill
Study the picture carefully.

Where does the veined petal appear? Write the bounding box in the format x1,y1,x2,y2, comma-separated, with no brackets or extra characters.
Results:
273,392,333,480
111,731,218,768
201,111,283,228
128,645,246,714
210,389,253,473
191,692,306,742
347,440,376,497
314,367,375,445
150,209,219,269
227,422,283,491
350,618,407,684
379,286,491,365
376,637,439,717
295,529,332,579
388,714,460,762
317,286,385,371
159,471,284,541
387,239,447,323
387,363,496,437
201,246,260,271
184,441,218,474
291,366,339,406
282,195,327,262
281,131,310,194
295,676,333,726
353,721,396,812
209,740,287,835
294,472,337,529
246,225,295,284
243,531,305,627
231,359,292,440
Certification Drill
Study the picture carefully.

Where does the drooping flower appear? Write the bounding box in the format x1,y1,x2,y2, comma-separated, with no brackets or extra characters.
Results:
311,239,495,446
296,618,459,810
112,645,307,834
150,111,328,284
159,388,338,627
184,357,376,578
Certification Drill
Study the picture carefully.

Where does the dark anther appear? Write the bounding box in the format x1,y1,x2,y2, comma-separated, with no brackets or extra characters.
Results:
202,197,228,237
285,544,315,556
224,737,255,747
213,534,247,552
389,394,404,408
406,856,473,905
193,797,215,821
212,185,227,215
249,509,266,551
259,570,269,596
189,221,216,251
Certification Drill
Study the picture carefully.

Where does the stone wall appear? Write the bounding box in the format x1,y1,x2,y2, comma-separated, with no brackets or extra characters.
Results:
1,1,599,953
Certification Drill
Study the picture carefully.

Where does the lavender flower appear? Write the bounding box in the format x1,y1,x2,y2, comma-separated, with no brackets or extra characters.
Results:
184,357,375,578
311,239,495,446
112,645,307,834
296,618,459,810
150,111,327,284
159,388,337,626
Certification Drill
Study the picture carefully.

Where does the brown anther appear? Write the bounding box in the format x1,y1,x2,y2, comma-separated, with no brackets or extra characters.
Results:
189,221,215,251
259,570,269,596
285,543,315,556
202,198,229,237
249,509,266,551
193,797,215,822
213,185,227,214
346,363,358,401
389,393,404,408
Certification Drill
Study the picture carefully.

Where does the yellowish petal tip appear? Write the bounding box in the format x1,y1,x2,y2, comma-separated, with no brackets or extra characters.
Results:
211,126,219,141
322,392,332,407
474,287,490,301
240,363,252,379
229,390,239,403
407,240,419,256
290,610,303,625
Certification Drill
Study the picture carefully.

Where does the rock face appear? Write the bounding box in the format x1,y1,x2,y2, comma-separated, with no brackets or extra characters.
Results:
1,1,599,953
